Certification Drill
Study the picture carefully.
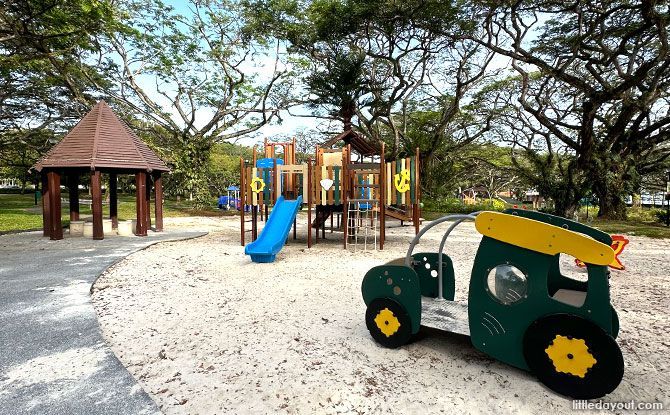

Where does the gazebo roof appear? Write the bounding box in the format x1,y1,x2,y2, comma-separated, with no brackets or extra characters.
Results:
321,129,380,156
32,101,169,173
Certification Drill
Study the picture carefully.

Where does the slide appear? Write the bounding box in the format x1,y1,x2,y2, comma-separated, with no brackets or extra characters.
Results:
245,195,303,263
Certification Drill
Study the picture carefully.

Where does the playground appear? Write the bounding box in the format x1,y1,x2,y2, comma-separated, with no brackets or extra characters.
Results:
91,215,669,414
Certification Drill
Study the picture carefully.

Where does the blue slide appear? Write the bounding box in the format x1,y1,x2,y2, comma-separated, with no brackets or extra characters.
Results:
245,195,303,263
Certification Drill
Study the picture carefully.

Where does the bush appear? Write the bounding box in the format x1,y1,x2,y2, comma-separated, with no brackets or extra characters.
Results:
653,209,670,225
423,197,507,214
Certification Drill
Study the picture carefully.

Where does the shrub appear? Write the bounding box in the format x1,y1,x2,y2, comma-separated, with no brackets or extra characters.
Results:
653,209,670,225
423,197,507,214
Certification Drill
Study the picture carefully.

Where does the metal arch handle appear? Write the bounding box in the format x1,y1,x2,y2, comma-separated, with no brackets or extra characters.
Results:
404,212,481,300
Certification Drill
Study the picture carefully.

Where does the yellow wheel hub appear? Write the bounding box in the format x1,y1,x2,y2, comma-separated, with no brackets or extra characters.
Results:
374,308,401,337
545,335,597,378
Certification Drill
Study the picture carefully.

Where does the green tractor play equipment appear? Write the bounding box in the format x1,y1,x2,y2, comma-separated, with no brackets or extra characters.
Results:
362,209,624,399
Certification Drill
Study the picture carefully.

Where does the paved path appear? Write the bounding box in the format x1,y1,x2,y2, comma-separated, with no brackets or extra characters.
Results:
0,230,206,415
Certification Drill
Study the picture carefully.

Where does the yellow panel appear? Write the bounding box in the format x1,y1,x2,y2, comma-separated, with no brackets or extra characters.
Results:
251,167,258,206
302,165,308,199
474,212,614,266
322,151,343,166
400,159,407,205
386,163,392,205
321,165,327,205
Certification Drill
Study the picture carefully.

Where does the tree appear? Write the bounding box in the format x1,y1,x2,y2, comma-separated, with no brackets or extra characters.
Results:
101,0,295,204
472,0,670,219
242,0,493,163
0,0,119,181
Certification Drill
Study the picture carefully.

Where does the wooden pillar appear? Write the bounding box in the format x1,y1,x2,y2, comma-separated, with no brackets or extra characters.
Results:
47,171,62,240
240,158,245,246
252,206,258,241
135,171,147,236
41,173,51,237
153,173,164,232
307,160,312,248
342,146,350,249
109,173,118,229
68,173,79,221
414,147,421,236
145,173,152,231
380,143,386,250
90,170,103,240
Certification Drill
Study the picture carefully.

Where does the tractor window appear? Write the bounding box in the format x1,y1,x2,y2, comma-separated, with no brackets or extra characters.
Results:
487,265,528,305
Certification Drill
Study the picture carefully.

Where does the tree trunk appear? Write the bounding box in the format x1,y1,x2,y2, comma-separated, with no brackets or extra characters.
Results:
597,193,628,220
174,134,212,208
552,197,579,219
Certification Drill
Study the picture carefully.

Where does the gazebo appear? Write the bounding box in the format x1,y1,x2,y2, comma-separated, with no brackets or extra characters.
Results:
32,101,170,240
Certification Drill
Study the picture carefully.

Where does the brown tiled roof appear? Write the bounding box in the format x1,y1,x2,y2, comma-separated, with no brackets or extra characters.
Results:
32,101,169,172
321,129,380,156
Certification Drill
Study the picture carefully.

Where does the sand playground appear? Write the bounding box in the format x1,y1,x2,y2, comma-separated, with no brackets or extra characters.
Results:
91,215,669,414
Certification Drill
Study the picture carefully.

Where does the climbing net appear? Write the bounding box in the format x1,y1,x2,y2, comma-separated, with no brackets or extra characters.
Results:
347,199,379,251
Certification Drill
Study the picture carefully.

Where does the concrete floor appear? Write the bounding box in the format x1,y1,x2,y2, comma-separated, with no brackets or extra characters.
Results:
0,230,206,415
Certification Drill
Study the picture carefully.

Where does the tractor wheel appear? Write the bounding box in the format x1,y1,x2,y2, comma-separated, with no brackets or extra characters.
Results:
523,314,624,399
365,297,412,349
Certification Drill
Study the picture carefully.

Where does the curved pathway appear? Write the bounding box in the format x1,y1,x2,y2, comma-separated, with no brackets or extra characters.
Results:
0,230,206,415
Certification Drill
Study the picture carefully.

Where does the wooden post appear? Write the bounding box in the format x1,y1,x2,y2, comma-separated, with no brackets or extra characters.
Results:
307,160,312,248
240,158,245,246
145,173,152,231
48,171,63,240
342,146,349,249
273,158,278,203
252,206,258,241
109,173,118,229
414,147,421,235
68,173,79,221
154,173,164,232
91,170,103,240
41,173,51,237
380,143,386,250
135,171,147,236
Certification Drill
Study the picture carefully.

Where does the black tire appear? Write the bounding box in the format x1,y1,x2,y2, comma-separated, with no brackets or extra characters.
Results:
523,314,624,399
365,297,412,349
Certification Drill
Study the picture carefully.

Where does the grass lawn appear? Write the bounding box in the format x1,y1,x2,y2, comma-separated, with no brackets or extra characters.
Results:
0,192,224,233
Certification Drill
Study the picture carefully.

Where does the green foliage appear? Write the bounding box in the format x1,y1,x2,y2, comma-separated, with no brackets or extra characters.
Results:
207,142,253,196
423,197,507,215
653,209,670,225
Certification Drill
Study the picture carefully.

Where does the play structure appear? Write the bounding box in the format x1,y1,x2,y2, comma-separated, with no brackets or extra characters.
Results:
362,209,624,399
240,135,422,262
218,185,241,210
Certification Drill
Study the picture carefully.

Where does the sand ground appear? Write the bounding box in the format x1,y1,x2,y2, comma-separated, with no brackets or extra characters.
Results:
92,215,669,414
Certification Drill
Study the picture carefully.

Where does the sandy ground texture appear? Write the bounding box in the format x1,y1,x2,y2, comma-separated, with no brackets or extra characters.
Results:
92,215,669,414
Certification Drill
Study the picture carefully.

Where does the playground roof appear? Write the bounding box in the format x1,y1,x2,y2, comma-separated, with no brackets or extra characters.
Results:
322,129,380,156
32,101,169,173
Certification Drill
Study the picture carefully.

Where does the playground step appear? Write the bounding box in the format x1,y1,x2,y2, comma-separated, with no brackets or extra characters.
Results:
421,298,470,336
385,209,413,222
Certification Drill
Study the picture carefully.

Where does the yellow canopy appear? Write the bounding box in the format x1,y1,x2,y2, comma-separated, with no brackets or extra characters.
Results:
475,212,615,266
